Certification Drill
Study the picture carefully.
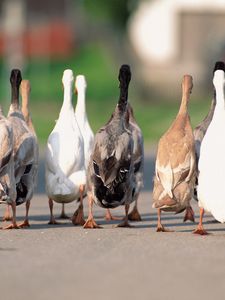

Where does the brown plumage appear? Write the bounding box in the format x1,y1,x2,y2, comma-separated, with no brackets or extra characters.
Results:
152,75,196,232
21,80,36,136
5,70,36,229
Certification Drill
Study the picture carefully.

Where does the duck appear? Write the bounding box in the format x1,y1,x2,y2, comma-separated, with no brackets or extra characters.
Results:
0,106,17,228
45,69,86,225
152,75,196,232
192,63,220,202
83,64,135,229
6,69,36,229
74,75,94,170
67,74,95,223
194,62,225,235
3,79,39,224
105,103,144,222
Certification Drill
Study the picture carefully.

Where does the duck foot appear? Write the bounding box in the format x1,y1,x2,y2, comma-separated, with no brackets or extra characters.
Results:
83,218,102,229
105,209,121,221
18,220,30,228
183,206,195,222
3,223,19,230
58,212,70,219
128,206,142,222
156,225,174,232
71,205,85,226
116,220,134,228
2,206,12,221
193,225,209,235
48,217,61,225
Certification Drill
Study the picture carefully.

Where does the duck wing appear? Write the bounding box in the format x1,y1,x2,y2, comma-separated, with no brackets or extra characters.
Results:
92,130,133,188
156,135,195,198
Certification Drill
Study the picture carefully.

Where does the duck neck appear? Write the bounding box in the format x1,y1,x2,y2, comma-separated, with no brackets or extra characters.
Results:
21,93,29,121
61,82,73,112
118,86,128,114
215,83,225,109
75,88,86,115
178,94,188,115
11,82,20,109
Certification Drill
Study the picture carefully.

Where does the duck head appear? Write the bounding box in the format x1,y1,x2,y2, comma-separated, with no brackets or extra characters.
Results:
75,75,87,94
62,69,74,87
213,62,225,88
10,69,22,106
10,69,22,87
182,75,193,96
118,64,131,89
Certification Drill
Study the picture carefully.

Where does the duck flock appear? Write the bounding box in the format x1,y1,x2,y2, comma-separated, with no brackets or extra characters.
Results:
1,61,225,235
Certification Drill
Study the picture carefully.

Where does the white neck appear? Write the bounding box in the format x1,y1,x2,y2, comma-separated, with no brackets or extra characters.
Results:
61,82,73,112
213,71,225,110
75,88,86,115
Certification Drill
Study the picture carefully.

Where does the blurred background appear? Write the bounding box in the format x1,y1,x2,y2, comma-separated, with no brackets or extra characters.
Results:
0,0,225,146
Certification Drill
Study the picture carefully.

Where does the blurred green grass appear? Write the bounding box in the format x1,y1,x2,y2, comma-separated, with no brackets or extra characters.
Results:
0,43,212,147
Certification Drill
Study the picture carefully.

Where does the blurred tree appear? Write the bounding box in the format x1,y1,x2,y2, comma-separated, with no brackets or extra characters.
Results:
83,0,138,30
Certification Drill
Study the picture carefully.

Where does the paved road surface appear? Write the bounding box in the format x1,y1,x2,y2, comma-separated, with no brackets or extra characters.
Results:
1,152,225,300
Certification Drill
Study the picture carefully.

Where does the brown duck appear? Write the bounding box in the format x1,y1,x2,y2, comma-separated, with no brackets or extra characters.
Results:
152,75,196,232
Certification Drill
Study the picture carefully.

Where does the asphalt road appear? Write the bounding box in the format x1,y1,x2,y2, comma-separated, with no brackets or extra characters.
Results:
1,151,225,300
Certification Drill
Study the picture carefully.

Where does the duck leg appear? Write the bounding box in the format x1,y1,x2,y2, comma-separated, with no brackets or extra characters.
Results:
48,198,60,225
183,205,195,222
71,185,85,226
117,204,133,227
83,195,101,229
128,197,142,221
59,203,70,219
18,200,31,228
2,205,12,221
3,202,19,229
105,209,121,221
156,209,173,232
193,208,208,235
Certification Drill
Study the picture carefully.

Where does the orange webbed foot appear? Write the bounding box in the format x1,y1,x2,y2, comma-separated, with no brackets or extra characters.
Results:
48,218,61,225
83,218,102,229
193,225,209,235
156,225,174,232
128,206,142,222
183,206,195,223
71,206,85,226
116,220,134,228
18,220,30,228
3,223,20,230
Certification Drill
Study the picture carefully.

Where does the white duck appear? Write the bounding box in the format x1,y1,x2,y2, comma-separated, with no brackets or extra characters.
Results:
74,75,94,170
7,69,36,229
194,62,225,235
45,69,86,225
192,62,221,202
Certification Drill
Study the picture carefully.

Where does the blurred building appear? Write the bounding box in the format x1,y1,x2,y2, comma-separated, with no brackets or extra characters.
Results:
129,0,225,97
0,0,75,70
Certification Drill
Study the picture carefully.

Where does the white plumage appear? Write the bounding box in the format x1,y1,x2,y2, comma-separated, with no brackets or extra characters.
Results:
45,69,86,224
198,69,225,223
74,75,94,170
